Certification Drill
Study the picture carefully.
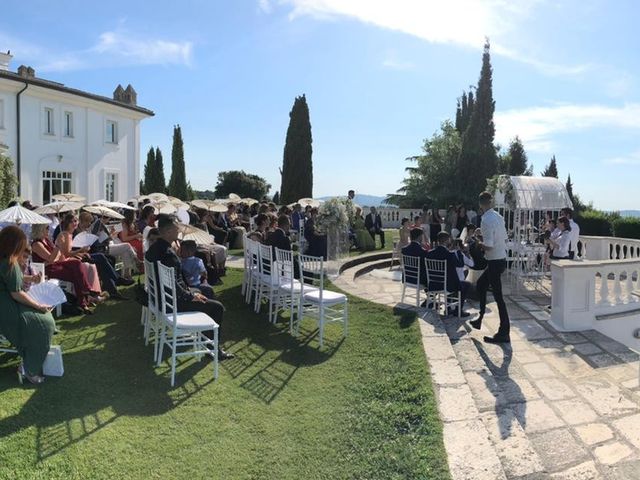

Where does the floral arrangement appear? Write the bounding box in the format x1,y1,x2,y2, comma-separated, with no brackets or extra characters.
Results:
487,174,516,210
316,197,350,233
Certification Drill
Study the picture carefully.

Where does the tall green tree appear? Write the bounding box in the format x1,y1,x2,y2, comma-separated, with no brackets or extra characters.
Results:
214,170,271,200
153,147,166,193
542,155,559,178
280,94,313,204
167,125,188,199
385,121,461,208
506,136,532,176
0,151,17,207
457,40,498,204
141,146,155,194
455,90,474,134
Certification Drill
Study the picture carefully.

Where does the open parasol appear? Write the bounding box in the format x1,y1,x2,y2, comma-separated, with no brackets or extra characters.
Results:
297,198,321,208
147,192,168,203
52,193,86,203
177,223,214,245
227,193,241,202
0,205,51,225
35,201,84,215
82,205,125,220
240,197,258,206
191,200,228,213
92,199,137,211
154,201,178,215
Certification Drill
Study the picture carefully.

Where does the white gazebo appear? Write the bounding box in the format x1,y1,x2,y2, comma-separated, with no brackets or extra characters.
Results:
492,175,573,245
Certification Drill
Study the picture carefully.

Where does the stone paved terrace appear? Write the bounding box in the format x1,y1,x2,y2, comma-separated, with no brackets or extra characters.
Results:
333,258,640,480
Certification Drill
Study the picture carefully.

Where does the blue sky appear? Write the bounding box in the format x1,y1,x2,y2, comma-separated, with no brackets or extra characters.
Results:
2,0,639,210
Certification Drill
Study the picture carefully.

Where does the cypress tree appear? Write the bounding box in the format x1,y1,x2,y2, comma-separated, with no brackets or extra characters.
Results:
542,155,559,178
280,94,313,204
566,174,574,202
154,147,166,193
167,125,188,199
507,136,531,176
272,191,280,205
457,40,498,203
142,146,155,194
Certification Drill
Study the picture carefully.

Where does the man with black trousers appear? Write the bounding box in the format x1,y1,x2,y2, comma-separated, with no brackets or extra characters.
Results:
365,206,385,249
145,214,234,359
469,191,511,344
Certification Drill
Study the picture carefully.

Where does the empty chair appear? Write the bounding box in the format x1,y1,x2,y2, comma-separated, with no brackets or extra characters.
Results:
156,262,219,387
297,254,347,348
255,243,280,323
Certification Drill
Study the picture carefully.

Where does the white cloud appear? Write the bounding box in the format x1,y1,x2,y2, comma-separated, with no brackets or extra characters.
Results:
604,150,640,165
381,50,414,70
495,103,640,153
258,0,273,13
92,31,193,67
271,0,589,76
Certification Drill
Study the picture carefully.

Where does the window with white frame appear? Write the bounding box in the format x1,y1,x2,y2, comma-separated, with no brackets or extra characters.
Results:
105,120,117,144
63,111,73,137
105,172,118,202
44,107,54,135
42,171,72,204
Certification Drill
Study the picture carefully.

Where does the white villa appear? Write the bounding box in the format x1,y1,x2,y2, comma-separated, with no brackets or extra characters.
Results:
0,51,153,205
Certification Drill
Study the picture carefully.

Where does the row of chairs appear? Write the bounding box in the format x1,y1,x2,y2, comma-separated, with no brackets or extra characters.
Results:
400,254,462,317
242,238,348,348
141,259,219,387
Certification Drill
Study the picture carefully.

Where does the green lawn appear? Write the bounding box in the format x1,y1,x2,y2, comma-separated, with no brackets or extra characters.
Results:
0,269,449,480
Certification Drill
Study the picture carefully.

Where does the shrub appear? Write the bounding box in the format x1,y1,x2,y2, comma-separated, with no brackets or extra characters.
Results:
577,209,613,236
612,217,640,240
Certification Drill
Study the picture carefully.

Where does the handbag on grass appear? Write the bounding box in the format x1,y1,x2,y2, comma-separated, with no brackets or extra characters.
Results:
43,345,64,377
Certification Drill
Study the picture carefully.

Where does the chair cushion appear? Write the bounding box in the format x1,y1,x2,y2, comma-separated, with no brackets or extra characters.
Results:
259,273,280,286
164,311,218,331
303,289,347,305
280,281,318,294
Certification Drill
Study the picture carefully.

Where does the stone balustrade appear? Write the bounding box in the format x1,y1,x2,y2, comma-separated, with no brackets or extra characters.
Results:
579,235,640,261
376,208,424,228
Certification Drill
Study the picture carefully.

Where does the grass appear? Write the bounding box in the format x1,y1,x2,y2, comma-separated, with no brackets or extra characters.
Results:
0,269,450,480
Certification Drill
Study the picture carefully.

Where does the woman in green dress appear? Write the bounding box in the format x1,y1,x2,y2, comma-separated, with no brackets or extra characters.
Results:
0,226,56,385
353,207,376,251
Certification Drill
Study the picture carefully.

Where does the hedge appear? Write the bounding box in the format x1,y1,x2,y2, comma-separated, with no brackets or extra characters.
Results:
612,217,640,240
577,210,613,236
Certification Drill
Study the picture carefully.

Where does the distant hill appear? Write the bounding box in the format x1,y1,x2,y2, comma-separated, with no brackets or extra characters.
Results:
619,210,640,218
318,194,390,207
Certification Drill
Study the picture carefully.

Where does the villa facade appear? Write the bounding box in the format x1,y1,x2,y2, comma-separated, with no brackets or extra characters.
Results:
0,52,153,204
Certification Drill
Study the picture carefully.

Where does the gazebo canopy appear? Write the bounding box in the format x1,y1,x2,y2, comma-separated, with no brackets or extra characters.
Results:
493,175,573,211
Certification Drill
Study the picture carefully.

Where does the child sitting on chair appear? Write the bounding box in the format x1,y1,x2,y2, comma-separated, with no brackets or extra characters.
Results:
179,240,215,299
19,247,43,292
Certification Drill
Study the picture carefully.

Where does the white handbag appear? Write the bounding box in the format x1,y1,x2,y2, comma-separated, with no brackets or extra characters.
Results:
43,345,64,377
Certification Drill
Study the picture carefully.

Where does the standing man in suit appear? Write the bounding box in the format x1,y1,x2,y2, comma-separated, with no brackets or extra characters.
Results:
365,206,385,249
470,191,510,344
425,231,469,317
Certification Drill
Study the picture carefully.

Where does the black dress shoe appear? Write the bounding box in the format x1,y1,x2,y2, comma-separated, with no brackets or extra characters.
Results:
116,277,135,286
469,319,482,330
218,350,235,360
484,335,511,344
460,311,471,318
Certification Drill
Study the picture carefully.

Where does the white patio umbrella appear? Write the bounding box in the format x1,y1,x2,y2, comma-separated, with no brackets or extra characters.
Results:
297,198,321,208
52,193,86,202
82,205,125,220
191,200,227,212
240,197,258,206
35,201,84,215
154,201,178,215
177,224,214,245
92,199,137,211
0,205,51,225
228,193,241,202
147,192,168,202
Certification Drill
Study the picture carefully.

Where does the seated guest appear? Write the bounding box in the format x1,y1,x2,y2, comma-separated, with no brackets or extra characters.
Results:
0,226,56,385
136,205,155,235
465,225,488,272
397,217,411,251
401,228,429,287
352,207,375,251
218,203,246,249
250,213,270,243
452,239,474,281
57,213,129,299
304,208,327,258
145,215,233,360
91,213,140,276
425,231,469,317
266,215,293,252
455,205,470,236
291,204,304,233
364,207,385,249
119,209,144,260
31,224,95,314
413,215,429,247
180,240,215,299
19,247,42,293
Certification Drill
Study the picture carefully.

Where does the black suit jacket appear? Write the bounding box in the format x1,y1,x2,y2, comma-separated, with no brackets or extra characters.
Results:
425,246,461,292
401,241,428,285
365,213,382,232
145,238,194,303
266,228,292,253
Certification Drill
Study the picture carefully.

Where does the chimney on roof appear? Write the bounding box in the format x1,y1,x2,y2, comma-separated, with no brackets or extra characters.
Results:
113,84,125,102
124,84,137,106
17,65,35,79
0,51,12,71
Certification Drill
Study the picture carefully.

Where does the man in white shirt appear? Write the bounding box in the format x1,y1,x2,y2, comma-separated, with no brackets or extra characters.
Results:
469,191,511,344
561,207,580,259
